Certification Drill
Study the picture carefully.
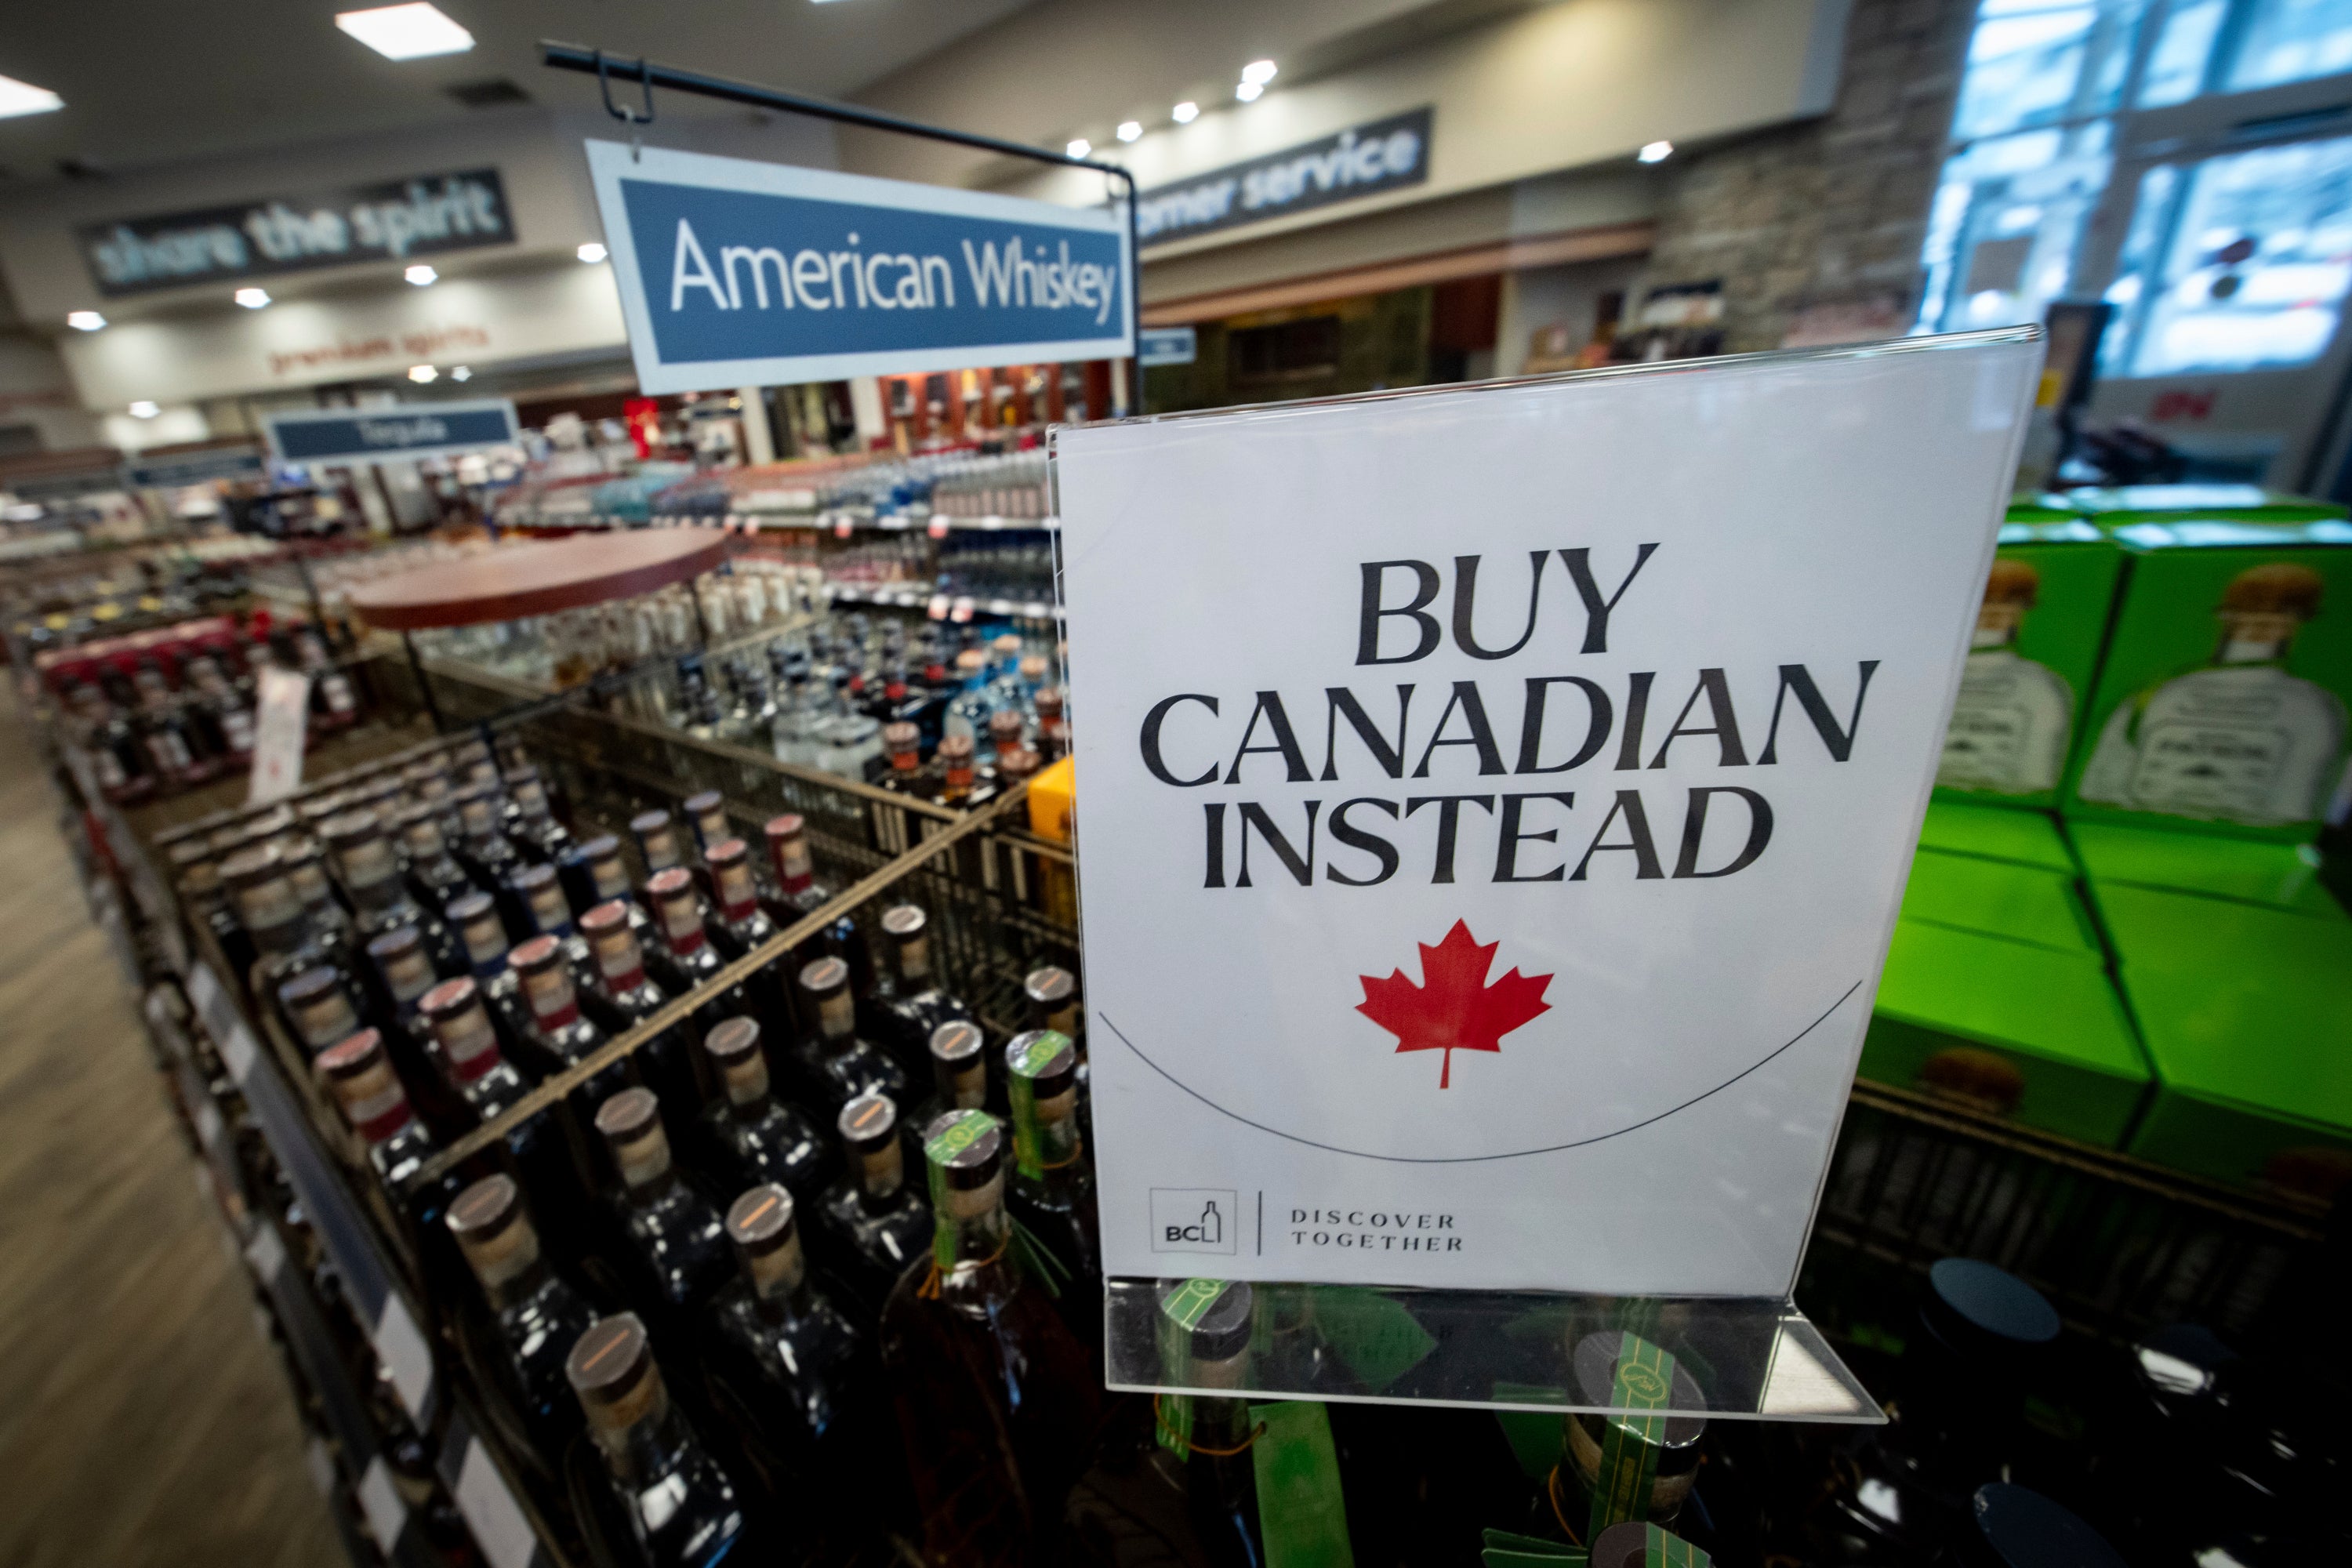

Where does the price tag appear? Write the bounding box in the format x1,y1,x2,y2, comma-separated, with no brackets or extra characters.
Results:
454,1440,543,1568
833,516,854,539
929,517,949,539
246,666,312,807
194,1101,226,1154
358,1457,410,1557
220,1021,260,1085
373,1292,435,1422
951,597,976,623
244,1222,287,1285
927,595,951,621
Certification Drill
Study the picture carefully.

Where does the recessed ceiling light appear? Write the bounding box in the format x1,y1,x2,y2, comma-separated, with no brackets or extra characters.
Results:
129,401,159,419
405,263,438,286
235,287,271,309
1235,81,1263,103
1242,60,1278,85
408,365,438,383
577,241,608,264
1172,101,1199,125
0,74,64,119
1066,138,1091,159
450,365,473,381
1116,121,1142,143
336,4,475,61
1638,140,1674,164
66,310,106,332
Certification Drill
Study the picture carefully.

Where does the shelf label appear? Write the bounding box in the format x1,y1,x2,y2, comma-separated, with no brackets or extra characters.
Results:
1057,331,2043,1294
373,1292,436,1423
358,1457,409,1557
244,1222,287,1285
455,1439,544,1568
247,666,311,807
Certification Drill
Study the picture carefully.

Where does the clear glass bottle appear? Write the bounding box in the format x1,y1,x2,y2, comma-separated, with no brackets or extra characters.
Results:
564,1313,746,1568
699,1017,829,1198
793,956,908,1112
593,1087,731,1314
447,1173,597,1452
815,1093,932,1313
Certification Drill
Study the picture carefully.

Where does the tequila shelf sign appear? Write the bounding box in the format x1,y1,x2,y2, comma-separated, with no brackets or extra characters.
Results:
1057,329,2045,1295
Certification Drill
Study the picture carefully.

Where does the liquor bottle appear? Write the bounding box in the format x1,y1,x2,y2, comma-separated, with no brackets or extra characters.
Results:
707,1185,868,1475
124,659,207,789
171,839,254,984
935,734,995,809
62,677,153,804
683,789,734,863
420,976,538,1121
1938,561,2074,797
793,956,909,1112
572,833,655,941
1004,1029,1102,1355
699,1017,829,1198
314,1028,462,1234
133,655,224,783
913,1020,993,1132
364,925,448,1069
1034,688,1069,763
325,809,461,975
183,651,258,764
512,862,597,986
593,1087,731,1314
281,840,355,952
643,868,742,1015
504,765,571,859
290,622,361,731
1529,1330,1708,1548
278,965,365,1057
874,721,931,797
453,782,524,904
397,804,477,913
564,1313,746,1568
702,837,781,958
631,808,687,880
578,901,706,1131
221,844,345,1024
447,1173,597,1452
868,904,975,1079
815,1094,933,1314
758,815,864,988
880,1109,1099,1564
508,934,639,1114
985,709,1026,774
453,738,499,789
2078,563,2349,826
1025,966,1083,1047
1065,1279,1262,1568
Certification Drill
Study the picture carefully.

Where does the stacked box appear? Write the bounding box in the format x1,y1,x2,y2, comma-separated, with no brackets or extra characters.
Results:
1918,798,2073,872
1935,518,2128,809
2061,519,2352,844
2061,484,2349,525
2071,820,2345,923
2103,884,2352,1203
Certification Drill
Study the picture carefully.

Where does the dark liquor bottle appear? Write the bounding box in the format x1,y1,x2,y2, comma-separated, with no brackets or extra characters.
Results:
171,840,254,985
314,1027,461,1234
593,1087,731,1314
683,789,733,863
815,1093,932,1314
365,925,444,1053
1034,687,1069,763
504,765,571,859
579,902,705,1132
874,721,932,798
448,1173,597,1453
221,844,344,1022
1529,1330,1708,1548
869,904,975,1080
183,651,257,764
793,956,908,1112
453,782,523,891
282,841,355,952
913,1019,993,1132
644,868,741,1013
420,977,538,1120
881,1109,1099,1564
572,833,655,942
397,804,477,913
760,814,866,996
448,891,532,1047
631,808,687,881
1026,966,1084,1053
512,862,596,986
708,1185,867,1474
278,965,364,1057
508,934,639,1115
702,838,780,957
326,808,462,976
1065,1279,1262,1568
1004,1029,1102,1355
699,1018,829,1199
565,1314,746,1568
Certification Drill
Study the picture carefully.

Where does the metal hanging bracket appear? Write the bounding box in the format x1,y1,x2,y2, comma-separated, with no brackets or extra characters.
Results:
593,49,656,160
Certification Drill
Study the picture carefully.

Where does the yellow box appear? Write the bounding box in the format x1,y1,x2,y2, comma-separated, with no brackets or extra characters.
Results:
1029,754,1075,844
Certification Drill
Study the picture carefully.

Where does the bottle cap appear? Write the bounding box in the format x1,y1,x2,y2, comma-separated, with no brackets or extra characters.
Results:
989,710,1023,739
937,734,974,762
1005,1029,1077,1098
764,813,806,842
996,746,1039,780
922,1108,1003,1190
446,1174,541,1289
703,1016,761,1066
881,904,927,939
1025,966,1076,1007
565,1313,661,1423
883,720,920,751
1923,1258,2060,1359
839,1092,898,1155
419,976,478,1021
724,1183,797,1251
798,956,848,994
510,933,561,973
579,901,628,936
1568,1331,1708,1469
929,1019,985,1066
1158,1278,1254,1364
706,837,747,873
280,968,357,1050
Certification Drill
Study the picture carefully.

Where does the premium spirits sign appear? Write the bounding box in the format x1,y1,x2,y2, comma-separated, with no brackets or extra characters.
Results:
1058,330,2043,1295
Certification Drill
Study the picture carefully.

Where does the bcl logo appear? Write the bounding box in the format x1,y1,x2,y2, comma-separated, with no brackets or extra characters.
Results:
1150,1187,1239,1254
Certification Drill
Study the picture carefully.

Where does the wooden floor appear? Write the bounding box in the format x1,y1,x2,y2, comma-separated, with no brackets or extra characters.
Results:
0,688,342,1568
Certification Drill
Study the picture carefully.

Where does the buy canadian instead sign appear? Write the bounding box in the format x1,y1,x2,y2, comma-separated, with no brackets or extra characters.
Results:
1058,330,2043,1296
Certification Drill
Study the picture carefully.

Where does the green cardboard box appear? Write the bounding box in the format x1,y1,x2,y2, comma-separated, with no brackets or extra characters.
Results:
1935,520,2126,808
2070,820,2345,922
1918,800,2075,873
1860,919,2147,1145
2063,484,2350,524
2062,519,2352,842
2103,884,2352,1203
1897,846,2101,953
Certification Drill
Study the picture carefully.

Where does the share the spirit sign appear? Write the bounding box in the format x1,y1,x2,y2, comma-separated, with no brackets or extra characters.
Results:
1058,330,2043,1295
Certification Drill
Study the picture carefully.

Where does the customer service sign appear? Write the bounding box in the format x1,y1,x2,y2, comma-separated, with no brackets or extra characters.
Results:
586,142,1131,394
1058,330,2043,1296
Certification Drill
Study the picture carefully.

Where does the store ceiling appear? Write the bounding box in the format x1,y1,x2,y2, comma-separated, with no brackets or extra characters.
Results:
0,0,1042,187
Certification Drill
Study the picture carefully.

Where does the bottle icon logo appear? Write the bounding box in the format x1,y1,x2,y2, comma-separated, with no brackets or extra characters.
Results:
1150,1188,1239,1254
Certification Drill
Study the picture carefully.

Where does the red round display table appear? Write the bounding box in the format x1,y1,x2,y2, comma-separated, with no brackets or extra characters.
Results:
347,530,732,630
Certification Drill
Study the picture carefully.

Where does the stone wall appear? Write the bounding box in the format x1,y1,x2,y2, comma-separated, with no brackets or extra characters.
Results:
1630,0,1980,352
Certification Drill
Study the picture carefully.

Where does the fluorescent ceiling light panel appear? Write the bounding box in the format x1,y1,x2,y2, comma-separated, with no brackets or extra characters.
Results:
1065,138,1091,159
1638,140,1674,163
0,74,65,118
235,287,271,309
408,365,438,383
450,366,473,381
577,241,608,263
1234,81,1263,102
405,263,438,285
1116,121,1142,143
129,401,159,418
67,310,106,332
336,4,475,61
1172,101,1199,124
1241,60,1277,85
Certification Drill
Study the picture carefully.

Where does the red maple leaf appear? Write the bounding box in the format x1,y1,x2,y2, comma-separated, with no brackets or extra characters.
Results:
1356,920,1553,1088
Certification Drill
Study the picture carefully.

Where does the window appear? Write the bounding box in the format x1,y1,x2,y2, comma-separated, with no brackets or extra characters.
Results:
1229,316,1343,385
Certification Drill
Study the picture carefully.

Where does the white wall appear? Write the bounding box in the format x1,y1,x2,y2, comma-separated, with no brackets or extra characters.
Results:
1495,255,1645,375
0,334,103,451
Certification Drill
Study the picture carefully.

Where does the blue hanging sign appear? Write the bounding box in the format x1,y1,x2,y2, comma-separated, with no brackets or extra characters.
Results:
262,400,521,465
1139,325,1197,367
585,141,1134,395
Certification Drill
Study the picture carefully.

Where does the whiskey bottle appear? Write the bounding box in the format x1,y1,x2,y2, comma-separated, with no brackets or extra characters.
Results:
447,1173,597,1452
875,720,931,798
326,809,461,975
171,839,254,985
281,841,355,953
815,1093,933,1313
1065,1279,1262,1568
2079,563,2348,827
364,926,446,1073
222,844,345,1022
454,782,523,887
565,1313,746,1568
314,1027,460,1233
572,833,656,941
504,764,572,859
702,837,781,957
699,1017,829,1198
1025,966,1083,1048
396,804,477,913
760,814,866,996
880,1109,1098,1564
579,902,705,1131
913,1019,993,1132
683,789,733,863
1532,1330,1708,1547
631,808,687,880
1004,1029,1102,1355
1938,560,2074,797
793,956,909,1112
278,965,365,1057
508,934,639,1114
708,1185,868,1475
420,976,538,1121
644,867,741,1015
869,904,975,1080
594,1087,731,1315
512,862,597,986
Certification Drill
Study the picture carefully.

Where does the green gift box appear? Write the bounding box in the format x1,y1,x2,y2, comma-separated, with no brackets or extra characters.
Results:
1897,846,2101,953
1860,919,2148,1146
2062,519,2352,843
2071,820,2345,923
2101,884,2352,1203
1935,519,2126,809
2063,485,2349,525
1918,800,2075,873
